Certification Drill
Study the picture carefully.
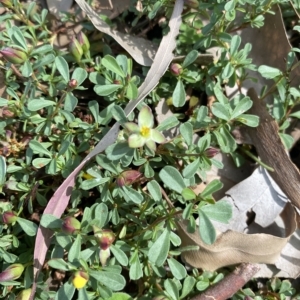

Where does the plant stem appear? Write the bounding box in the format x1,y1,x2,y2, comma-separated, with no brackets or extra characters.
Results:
240,147,274,172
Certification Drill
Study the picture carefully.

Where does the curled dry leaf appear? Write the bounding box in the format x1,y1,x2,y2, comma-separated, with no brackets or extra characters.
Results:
176,202,296,271
75,0,157,66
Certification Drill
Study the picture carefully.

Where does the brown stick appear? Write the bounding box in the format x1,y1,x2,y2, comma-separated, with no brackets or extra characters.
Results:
190,263,260,300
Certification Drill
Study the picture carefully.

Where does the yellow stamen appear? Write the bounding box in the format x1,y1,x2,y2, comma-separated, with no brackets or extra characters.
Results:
140,126,150,138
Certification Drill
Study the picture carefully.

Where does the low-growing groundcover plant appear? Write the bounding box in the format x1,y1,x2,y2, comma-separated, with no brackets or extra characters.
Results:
0,0,300,299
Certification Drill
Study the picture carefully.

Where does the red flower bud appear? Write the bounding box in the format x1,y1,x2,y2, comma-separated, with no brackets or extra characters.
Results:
1,211,18,224
93,226,115,250
61,216,81,234
116,170,142,187
0,47,27,64
77,32,90,54
68,79,78,88
72,270,89,289
204,147,220,158
0,263,24,282
169,63,183,76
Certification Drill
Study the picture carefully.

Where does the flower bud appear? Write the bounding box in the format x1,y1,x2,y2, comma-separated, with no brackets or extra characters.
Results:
0,47,27,64
1,211,18,224
93,226,115,250
184,0,199,8
0,0,13,8
116,170,142,187
99,248,110,267
204,147,220,158
169,63,183,76
0,263,24,282
2,107,14,117
77,32,90,54
61,216,81,234
16,288,32,300
72,270,89,289
69,39,83,63
68,79,78,89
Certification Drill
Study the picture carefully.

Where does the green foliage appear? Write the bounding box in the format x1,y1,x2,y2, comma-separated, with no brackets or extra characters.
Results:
0,0,299,299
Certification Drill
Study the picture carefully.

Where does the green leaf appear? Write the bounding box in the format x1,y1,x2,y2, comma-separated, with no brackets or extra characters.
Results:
108,293,133,300
94,203,109,228
214,127,237,153
0,156,6,190
16,217,38,236
64,93,78,112
122,186,144,204
94,84,122,96
182,50,198,68
164,279,179,300
182,158,200,179
147,180,162,201
22,60,33,77
236,114,259,127
106,142,131,161
55,56,70,82
89,270,126,291
182,189,196,201
167,258,187,280
180,122,193,146
27,99,56,111
68,234,81,263
211,103,230,120
71,68,88,86
32,158,52,168
258,65,282,79
200,200,232,223
78,288,89,300
0,97,8,106
148,228,170,266
280,133,294,149
81,177,110,190
102,55,125,78
200,179,223,198
221,62,234,79
112,105,127,123
198,210,216,244
129,251,143,280
55,281,75,300
213,85,228,105
196,280,210,291
126,81,138,100
173,80,186,107
40,214,63,229
289,111,300,118
48,258,76,271
33,54,55,69
29,139,52,156
156,115,179,131
181,276,196,299
110,244,128,266
230,35,241,55
159,166,186,194
231,97,252,119
11,26,28,50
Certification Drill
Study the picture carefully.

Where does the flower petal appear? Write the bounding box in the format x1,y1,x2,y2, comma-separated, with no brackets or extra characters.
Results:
138,105,154,128
124,122,139,133
151,129,166,144
128,133,146,148
145,139,157,151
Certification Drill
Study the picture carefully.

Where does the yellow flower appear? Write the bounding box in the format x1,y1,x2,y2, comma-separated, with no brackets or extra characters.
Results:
72,270,89,289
